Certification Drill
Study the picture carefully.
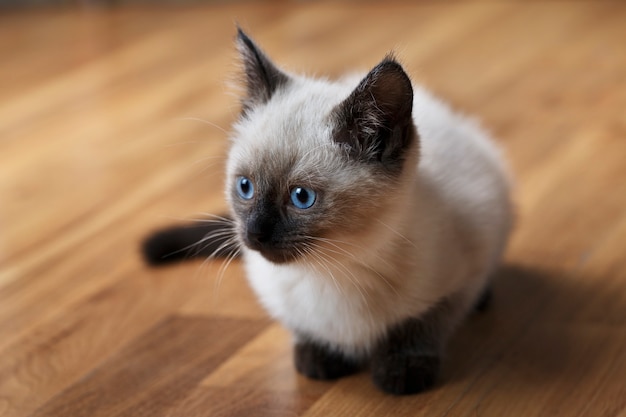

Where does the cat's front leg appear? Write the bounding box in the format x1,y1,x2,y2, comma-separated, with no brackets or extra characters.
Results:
370,319,441,395
370,299,463,395
294,337,362,380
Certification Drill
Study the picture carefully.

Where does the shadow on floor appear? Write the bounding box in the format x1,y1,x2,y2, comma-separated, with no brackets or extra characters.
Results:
444,262,626,388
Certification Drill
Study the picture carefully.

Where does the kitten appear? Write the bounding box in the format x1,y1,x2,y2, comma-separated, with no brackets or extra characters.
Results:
143,29,513,395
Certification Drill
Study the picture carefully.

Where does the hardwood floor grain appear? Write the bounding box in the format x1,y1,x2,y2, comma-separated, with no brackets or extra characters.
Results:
1,2,625,416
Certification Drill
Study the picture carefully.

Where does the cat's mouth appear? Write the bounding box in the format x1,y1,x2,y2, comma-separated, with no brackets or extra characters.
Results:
254,247,299,264
239,219,311,264
242,235,302,264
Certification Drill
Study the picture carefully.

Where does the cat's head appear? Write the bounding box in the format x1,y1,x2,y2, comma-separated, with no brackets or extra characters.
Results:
226,29,419,264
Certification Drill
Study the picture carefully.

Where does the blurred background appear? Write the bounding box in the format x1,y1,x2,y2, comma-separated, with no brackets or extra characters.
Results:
1,0,249,5
1,2,625,416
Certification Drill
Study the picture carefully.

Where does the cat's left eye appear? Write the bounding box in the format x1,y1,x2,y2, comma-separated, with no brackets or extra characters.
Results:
236,176,255,200
290,186,316,209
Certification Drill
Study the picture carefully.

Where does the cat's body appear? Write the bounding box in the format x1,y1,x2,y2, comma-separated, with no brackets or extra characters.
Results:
239,83,510,355
144,29,512,395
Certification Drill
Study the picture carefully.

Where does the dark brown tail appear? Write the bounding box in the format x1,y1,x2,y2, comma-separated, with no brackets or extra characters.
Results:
141,218,239,266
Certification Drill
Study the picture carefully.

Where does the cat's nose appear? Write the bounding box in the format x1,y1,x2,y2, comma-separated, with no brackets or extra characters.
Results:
245,218,274,247
246,228,271,244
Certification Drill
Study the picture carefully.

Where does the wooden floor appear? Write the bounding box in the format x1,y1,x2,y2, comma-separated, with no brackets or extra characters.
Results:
1,2,626,416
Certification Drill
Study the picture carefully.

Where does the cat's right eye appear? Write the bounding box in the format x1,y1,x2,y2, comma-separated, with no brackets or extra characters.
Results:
236,176,254,200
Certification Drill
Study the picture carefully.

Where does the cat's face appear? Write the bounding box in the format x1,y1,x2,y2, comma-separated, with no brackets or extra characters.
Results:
226,30,418,264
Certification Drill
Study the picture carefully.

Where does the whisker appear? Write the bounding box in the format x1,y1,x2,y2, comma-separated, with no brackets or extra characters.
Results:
191,231,238,259
214,246,242,298
153,216,237,265
194,213,235,223
307,241,369,303
303,244,344,297
304,237,439,303
307,236,396,273
189,155,226,168
375,219,419,249
175,116,229,135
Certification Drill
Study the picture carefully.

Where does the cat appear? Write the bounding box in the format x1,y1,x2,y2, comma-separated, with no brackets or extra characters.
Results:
143,28,513,395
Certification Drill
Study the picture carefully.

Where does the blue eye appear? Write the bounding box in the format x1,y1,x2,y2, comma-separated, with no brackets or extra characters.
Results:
290,186,316,209
236,176,254,200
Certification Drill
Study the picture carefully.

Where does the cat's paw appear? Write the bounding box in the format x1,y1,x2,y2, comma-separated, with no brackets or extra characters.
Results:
371,352,440,395
294,341,361,380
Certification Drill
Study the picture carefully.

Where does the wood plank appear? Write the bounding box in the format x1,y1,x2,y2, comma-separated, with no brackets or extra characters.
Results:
1,2,625,416
162,385,314,417
27,316,267,417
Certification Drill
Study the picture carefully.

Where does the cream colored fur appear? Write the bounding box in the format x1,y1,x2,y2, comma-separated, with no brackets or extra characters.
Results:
226,71,513,358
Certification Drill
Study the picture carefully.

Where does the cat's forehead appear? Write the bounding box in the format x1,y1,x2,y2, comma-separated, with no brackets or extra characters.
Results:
228,120,339,184
231,79,352,165
235,78,353,141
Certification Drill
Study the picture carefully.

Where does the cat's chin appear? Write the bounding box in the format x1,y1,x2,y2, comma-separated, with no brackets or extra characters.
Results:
251,247,300,264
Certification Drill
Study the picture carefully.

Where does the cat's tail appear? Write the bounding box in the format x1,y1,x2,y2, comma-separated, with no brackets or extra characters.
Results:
141,217,240,266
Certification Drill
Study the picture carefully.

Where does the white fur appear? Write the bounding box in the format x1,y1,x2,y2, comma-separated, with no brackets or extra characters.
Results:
227,72,513,358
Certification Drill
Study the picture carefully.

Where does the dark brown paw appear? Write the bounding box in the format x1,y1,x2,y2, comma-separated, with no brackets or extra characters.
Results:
294,341,361,380
371,353,440,395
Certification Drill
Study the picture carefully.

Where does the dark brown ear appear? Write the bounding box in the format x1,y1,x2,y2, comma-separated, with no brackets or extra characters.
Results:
332,56,416,173
236,28,290,114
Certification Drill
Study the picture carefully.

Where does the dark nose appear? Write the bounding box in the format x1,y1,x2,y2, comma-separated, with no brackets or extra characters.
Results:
246,217,274,246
